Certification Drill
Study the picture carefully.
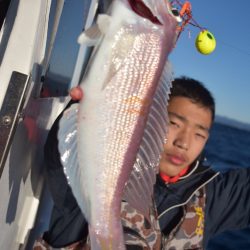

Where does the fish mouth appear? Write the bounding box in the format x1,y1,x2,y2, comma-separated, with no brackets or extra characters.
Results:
128,0,161,24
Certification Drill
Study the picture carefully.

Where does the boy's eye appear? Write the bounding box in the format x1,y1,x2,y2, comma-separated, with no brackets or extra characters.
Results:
170,120,179,128
196,133,206,140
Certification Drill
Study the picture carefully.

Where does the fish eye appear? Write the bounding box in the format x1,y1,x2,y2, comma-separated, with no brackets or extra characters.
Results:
170,7,182,23
169,6,182,23
171,8,179,17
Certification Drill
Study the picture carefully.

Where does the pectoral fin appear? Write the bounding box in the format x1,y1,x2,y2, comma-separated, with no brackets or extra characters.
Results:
58,103,91,221
96,14,111,34
78,14,111,46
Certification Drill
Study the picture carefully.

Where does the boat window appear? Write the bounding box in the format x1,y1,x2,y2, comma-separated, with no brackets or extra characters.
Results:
40,1,89,97
0,0,11,30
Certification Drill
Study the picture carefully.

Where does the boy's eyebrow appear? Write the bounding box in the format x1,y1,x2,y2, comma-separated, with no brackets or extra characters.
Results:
197,124,210,132
169,112,210,132
169,111,186,122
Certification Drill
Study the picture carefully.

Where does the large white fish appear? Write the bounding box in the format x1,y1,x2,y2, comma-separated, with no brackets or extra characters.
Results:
58,0,178,249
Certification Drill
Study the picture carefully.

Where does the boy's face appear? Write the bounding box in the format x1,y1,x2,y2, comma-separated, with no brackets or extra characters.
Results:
159,96,213,177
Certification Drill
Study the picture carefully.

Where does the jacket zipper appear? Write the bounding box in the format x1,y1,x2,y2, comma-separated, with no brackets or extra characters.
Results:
158,172,219,219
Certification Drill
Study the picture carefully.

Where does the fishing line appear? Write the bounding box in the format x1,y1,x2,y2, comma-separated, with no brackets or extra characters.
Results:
218,40,250,57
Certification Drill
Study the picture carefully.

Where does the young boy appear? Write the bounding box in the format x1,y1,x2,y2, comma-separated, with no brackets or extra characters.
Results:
34,77,250,249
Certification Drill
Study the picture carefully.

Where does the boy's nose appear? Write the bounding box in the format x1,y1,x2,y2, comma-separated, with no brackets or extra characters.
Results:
174,130,190,150
174,139,188,150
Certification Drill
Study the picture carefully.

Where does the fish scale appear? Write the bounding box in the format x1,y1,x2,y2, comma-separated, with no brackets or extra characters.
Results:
58,0,177,249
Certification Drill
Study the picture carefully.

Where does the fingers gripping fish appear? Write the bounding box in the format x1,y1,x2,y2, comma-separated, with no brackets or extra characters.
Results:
58,0,177,249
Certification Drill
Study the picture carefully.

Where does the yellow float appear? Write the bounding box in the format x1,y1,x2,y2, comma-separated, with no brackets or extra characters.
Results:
195,30,216,55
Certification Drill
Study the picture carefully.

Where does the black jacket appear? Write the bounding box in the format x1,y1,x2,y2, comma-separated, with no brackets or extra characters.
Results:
154,161,250,248
43,101,250,248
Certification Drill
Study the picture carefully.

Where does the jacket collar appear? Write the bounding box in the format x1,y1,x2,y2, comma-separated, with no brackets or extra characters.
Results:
155,163,219,217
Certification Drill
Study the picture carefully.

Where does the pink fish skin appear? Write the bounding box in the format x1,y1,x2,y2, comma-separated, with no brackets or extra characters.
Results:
58,0,177,249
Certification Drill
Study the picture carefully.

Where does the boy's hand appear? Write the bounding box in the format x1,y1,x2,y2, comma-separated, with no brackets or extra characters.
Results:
69,86,83,101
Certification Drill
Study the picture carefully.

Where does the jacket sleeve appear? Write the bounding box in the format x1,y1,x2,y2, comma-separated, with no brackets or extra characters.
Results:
204,167,250,243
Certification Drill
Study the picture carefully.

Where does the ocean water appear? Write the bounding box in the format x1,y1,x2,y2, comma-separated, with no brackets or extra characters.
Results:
205,122,250,249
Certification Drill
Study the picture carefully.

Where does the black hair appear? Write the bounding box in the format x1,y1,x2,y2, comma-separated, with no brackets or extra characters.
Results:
170,76,215,122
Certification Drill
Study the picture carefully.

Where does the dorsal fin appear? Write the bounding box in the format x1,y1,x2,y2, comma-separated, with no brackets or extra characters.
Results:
123,61,173,217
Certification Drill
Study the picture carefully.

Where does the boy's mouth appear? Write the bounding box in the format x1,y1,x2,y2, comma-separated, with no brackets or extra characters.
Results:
165,153,186,166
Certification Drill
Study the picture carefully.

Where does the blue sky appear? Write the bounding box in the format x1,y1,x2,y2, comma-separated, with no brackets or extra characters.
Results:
169,0,250,124
49,1,250,124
